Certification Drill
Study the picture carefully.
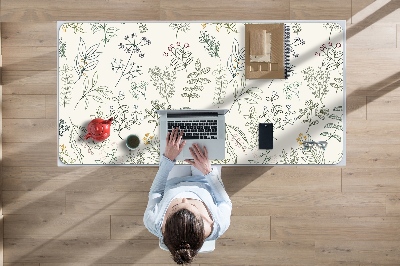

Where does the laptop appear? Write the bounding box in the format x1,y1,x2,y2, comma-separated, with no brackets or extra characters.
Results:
157,109,228,160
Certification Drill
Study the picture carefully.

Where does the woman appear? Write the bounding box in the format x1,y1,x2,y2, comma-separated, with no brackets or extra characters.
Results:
144,127,232,264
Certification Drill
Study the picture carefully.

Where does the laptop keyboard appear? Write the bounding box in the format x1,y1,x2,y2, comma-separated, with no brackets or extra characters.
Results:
168,120,218,139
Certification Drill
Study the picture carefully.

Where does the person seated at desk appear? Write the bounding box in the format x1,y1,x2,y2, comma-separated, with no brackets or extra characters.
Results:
144,128,232,264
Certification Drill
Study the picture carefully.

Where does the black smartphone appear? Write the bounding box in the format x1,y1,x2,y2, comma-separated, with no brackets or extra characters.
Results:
258,123,273,149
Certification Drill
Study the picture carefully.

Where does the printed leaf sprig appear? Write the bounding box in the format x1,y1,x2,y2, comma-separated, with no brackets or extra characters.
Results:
74,71,112,110
144,100,171,128
292,23,302,34
227,39,245,79
330,77,343,93
90,23,119,46
323,23,343,40
201,23,238,34
215,23,238,34
67,117,88,164
212,65,228,105
321,106,343,142
302,66,331,102
149,67,176,104
58,119,70,137
59,38,67,58
262,91,299,131
315,42,343,71
226,124,249,157
301,145,325,164
163,42,193,71
110,92,143,140
112,58,142,85
199,31,220,58
283,81,301,100
242,106,259,150
61,23,85,34
181,59,211,102
230,74,261,113
280,148,300,164
169,23,190,38
59,64,74,107
115,33,151,87
74,38,101,83
139,23,148,33
130,81,148,100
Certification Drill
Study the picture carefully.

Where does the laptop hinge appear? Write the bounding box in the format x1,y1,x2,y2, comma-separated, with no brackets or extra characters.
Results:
167,112,219,118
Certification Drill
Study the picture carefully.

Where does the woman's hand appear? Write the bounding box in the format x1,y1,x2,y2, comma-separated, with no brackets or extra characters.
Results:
185,144,212,175
164,127,186,161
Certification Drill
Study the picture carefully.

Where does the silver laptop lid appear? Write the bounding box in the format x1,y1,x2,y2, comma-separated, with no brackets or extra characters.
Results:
156,109,228,116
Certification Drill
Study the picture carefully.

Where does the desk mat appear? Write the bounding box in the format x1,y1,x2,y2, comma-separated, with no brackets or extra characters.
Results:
58,22,345,165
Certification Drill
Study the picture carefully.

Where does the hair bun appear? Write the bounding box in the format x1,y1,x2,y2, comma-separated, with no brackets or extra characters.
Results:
174,247,193,264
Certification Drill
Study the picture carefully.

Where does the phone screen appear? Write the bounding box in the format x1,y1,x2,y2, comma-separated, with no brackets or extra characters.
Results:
258,123,273,149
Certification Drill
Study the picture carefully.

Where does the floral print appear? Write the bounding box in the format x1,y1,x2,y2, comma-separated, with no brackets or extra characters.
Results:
58,22,345,165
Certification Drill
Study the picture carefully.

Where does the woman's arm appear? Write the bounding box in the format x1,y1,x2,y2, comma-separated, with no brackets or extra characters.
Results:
143,155,174,236
185,144,232,237
143,128,186,236
205,167,232,237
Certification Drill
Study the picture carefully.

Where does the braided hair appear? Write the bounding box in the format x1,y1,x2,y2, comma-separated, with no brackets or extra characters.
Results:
163,208,206,264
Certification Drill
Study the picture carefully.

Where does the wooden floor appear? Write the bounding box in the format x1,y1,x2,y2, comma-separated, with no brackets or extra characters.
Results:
1,0,400,265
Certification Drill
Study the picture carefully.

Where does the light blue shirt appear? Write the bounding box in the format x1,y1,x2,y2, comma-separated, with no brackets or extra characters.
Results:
144,155,232,241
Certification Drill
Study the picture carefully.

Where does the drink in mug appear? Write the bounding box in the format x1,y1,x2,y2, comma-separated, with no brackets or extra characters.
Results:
126,134,140,150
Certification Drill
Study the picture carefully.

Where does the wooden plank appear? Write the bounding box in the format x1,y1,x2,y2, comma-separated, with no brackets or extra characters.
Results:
199,239,316,265
346,96,366,120
2,142,57,167
2,119,56,143
2,166,156,192
316,240,400,264
2,95,46,119
2,47,57,58
46,95,56,119
4,238,315,264
346,143,400,168
346,48,400,97
1,22,56,46
160,0,290,20
347,23,396,49
111,216,154,240
4,214,110,240
223,166,341,194
2,48,57,71
290,0,351,20
0,23,3,266
66,191,148,216
2,167,112,192
41,264,196,266
347,120,400,145
386,194,400,216
2,191,65,215
2,70,56,95
351,0,400,25
273,216,400,241
343,168,400,193
351,0,376,24
0,0,160,22
231,192,386,217
0,216,3,266
367,96,400,120
4,263,39,266
222,216,270,240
